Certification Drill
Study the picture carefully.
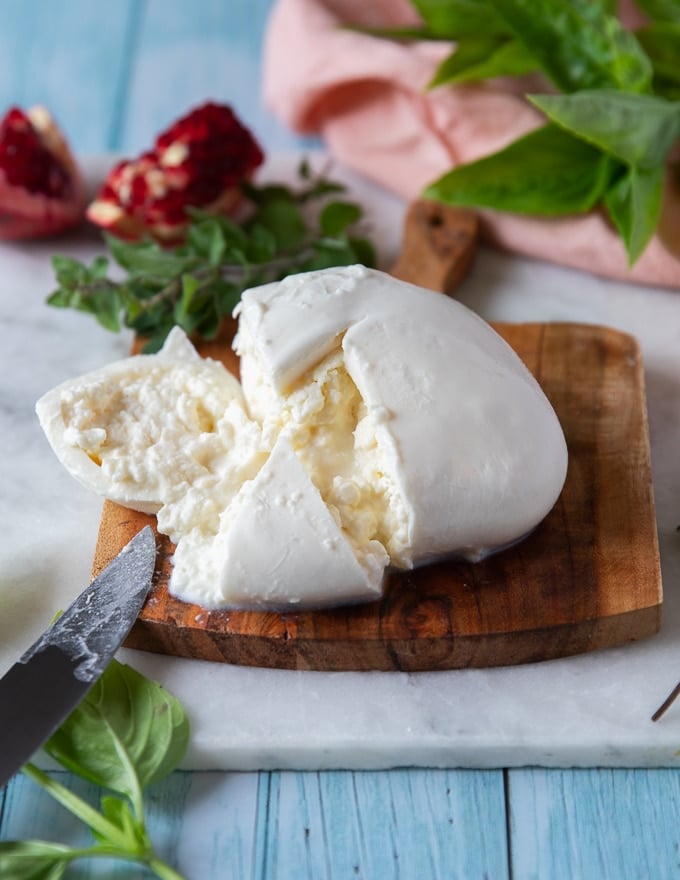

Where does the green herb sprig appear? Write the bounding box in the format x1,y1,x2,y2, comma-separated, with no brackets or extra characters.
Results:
363,0,680,265
0,660,189,879
48,160,377,352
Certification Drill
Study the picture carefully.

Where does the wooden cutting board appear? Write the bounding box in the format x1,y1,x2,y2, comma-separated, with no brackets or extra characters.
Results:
92,202,662,671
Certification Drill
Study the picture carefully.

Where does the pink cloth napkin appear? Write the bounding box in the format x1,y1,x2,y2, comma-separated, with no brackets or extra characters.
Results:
263,0,680,288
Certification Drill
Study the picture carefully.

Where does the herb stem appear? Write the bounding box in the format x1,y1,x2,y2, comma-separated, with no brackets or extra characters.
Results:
651,680,680,721
147,854,187,880
21,763,139,852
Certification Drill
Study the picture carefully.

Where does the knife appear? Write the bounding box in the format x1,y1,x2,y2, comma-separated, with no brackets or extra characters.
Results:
0,525,156,788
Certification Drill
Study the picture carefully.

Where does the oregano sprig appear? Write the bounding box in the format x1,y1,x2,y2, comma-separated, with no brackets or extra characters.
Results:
48,160,377,352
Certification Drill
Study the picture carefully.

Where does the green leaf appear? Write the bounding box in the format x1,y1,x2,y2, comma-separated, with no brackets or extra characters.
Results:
195,309,221,340
529,90,680,167
636,23,680,87
244,223,277,262
43,660,189,811
348,23,448,41
51,254,112,293
654,78,680,100
303,242,354,271
99,796,148,851
429,37,537,87
105,235,197,278
411,0,509,39
185,218,225,264
298,178,346,202
185,212,247,263
47,278,123,332
51,253,83,280
489,0,653,93
347,235,378,267
240,180,295,206
214,280,242,315
634,0,680,22
319,201,362,236
255,198,307,251
424,123,617,215
140,327,174,354
15,668,189,880
604,163,665,263
0,842,73,879
174,273,201,326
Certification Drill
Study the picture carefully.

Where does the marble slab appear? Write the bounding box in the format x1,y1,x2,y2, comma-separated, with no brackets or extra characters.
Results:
1,154,679,770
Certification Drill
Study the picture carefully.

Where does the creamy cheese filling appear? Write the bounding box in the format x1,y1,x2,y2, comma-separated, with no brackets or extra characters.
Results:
57,356,265,520
52,328,410,607
239,341,411,573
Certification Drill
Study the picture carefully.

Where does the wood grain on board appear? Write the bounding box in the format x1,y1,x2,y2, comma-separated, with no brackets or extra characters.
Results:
92,316,662,671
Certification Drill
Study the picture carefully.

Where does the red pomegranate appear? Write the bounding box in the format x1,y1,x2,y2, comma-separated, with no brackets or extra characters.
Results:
0,105,86,240
88,102,264,243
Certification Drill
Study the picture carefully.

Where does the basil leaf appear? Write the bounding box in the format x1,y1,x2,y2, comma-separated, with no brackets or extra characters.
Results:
604,163,665,263
489,0,653,93
635,23,680,89
634,0,680,22
424,123,617,215
654,79,680,100
43,660,189,805
0,841,72,879
99,795,148,849
411,0,509,39
529,90,680,167
429,37,537,87
347,23,444,41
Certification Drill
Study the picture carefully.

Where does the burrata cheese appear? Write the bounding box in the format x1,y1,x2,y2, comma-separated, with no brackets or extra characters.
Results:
36,265,568,610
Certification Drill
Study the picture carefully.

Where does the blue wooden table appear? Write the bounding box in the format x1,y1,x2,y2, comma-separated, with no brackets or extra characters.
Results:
1,2,679,877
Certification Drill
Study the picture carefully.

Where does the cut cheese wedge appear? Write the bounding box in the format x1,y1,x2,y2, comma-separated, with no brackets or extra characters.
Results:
192,435,385,609
36,327,247,515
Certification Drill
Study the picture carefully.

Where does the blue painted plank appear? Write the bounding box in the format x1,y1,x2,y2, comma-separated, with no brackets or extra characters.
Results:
508,768,680,880
0,0,137,153
260,769,509,880
118,0,316,154
170,771,263,878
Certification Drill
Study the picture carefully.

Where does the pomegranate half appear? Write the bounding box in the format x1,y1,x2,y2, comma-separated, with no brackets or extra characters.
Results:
0,105,86,240
88,102,264,244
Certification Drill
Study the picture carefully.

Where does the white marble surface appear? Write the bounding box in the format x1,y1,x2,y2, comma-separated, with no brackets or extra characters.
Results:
1,154,679,770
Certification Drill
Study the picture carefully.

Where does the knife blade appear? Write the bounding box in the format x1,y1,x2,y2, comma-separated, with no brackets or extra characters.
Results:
0,525,156,788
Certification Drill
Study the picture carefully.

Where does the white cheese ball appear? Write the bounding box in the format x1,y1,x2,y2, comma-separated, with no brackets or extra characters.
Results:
235,265,568,566
37,266,568,609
